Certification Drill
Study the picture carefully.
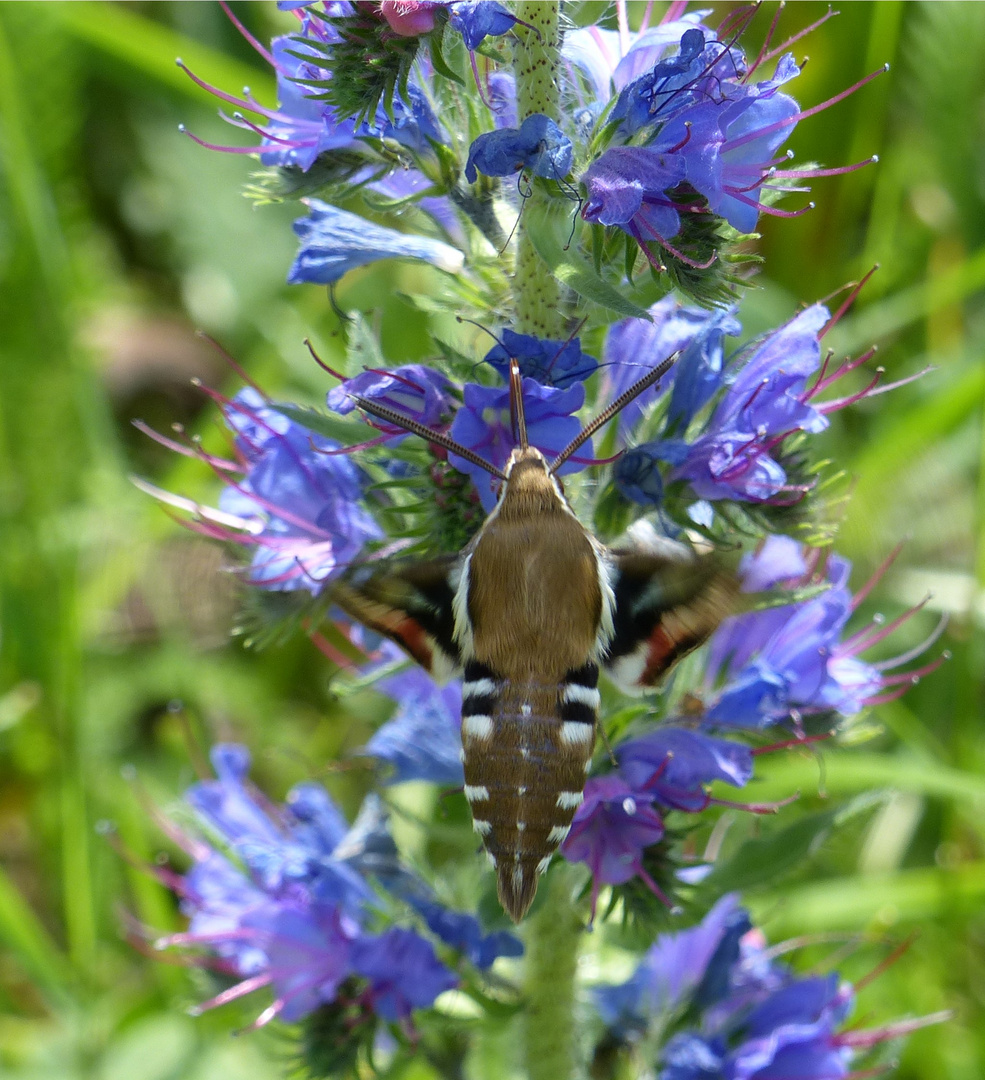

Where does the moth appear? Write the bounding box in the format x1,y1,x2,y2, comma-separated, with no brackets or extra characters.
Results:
333,356,736,921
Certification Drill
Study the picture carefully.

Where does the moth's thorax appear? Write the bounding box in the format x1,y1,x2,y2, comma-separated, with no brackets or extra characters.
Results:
463,447,606,680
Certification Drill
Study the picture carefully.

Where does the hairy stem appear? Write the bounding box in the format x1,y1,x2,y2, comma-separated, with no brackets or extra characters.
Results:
512,0,565,337
523,866,582,1080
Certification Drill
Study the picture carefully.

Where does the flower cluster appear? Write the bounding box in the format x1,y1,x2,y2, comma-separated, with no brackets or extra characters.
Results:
151,744,520,1034
560,536,944,914
179,2,882,305
132,2,950,1075
593,894,947,1079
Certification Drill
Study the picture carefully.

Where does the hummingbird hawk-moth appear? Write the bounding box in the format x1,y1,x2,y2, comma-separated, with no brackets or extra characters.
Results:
332,356,736,921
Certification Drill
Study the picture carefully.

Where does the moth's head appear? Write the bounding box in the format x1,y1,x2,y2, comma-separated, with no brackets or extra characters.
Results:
498,446,568,511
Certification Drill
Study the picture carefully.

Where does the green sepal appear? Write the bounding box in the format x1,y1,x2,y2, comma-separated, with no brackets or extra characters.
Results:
428,21,465,85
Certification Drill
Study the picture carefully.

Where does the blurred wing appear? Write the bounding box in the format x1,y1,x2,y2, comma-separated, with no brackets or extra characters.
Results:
604,548,737,691
331,556,462,679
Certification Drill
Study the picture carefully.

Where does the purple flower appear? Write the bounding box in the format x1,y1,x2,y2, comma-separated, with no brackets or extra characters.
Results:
484,329,598,389
560,775,666,918
581,145,686,248
327,364,455,429
658,304,830,504
361,668,465,785
216,387,382,593
594,894,748,1036
351,928,457,1020
413,901,524,969
465,113,573,183
614,446,665,506
447,378,587,509
660,56,803,234
563,13,713,106
448,1,517,50
739,535,808,593
242,902,356,1024
704,549,944,729
617,728,754,812
288,200,464,285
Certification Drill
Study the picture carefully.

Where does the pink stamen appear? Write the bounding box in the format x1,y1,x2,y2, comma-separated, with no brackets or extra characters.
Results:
726,64,890,153
747,1,787,79
223,110,298,145
635,863,673,907
708,792,800,814
877,653,948,685
198,330,268,395
722,186,815,218
188,973,272,1014
304,338,347,382
809,347,879,398
309,629,364,671
872,615,948,671
836,1011,952,1050
218,0,275,66
774,156,879,180
313,434,393,455
659,0,690,26
569,450,625,467
179,125,262,155
838,596,933,652
855,365,934,399
819,265,879,339
747,6,840,77
850,542,904,610
716,3,758,42
817,368,884,413
751,732,834,756
131,420,239,471
666,121,694,155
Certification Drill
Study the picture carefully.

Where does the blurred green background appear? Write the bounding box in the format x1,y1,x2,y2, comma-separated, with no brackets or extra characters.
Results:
0,2,983,1077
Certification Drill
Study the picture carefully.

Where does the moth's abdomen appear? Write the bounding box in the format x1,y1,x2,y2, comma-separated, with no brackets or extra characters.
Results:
461,661,599,922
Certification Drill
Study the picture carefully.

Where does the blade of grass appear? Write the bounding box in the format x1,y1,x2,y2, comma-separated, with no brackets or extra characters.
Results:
0,864,74,1006
46,1,274,104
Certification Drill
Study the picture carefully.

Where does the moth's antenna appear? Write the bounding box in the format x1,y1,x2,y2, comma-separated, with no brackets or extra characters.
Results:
353,395,508,481
508,359,529,450
549,352,680,475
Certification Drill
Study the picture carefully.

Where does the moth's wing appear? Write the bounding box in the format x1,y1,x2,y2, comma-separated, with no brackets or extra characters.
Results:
331,556,463,679
604,544,737,691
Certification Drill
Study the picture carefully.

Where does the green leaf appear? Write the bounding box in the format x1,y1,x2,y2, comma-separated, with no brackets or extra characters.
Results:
347,309,385,371
698,796,880,896
525,200,652,321
270,402,377,446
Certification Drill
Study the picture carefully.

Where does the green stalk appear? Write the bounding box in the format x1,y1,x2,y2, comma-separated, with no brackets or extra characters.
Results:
512,1,565,338
523,866,582,1080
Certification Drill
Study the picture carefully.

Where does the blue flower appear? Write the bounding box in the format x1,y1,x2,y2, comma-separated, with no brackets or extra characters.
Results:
217,387,382,592
447,378,587,509
288,200,465,285
581,145,686,248
361,668,465,785
701,548,942,730
654,303,830,504
465,113,573,183
351,928,458,1020
448,1,518,50
602,298,738,438
484,329,598,389
614,446,665,506
738,535,808,593
560,775,666,919
594,894,747,1036
616,728,754,812
413,900,524,969
242,902,356,1023
327,364,455,429
609,28,710,136
661,56,804,234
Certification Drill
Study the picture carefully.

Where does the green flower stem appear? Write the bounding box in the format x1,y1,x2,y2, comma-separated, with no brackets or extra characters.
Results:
512,7,582,1076
523,866,582,1080
512,1,565,338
